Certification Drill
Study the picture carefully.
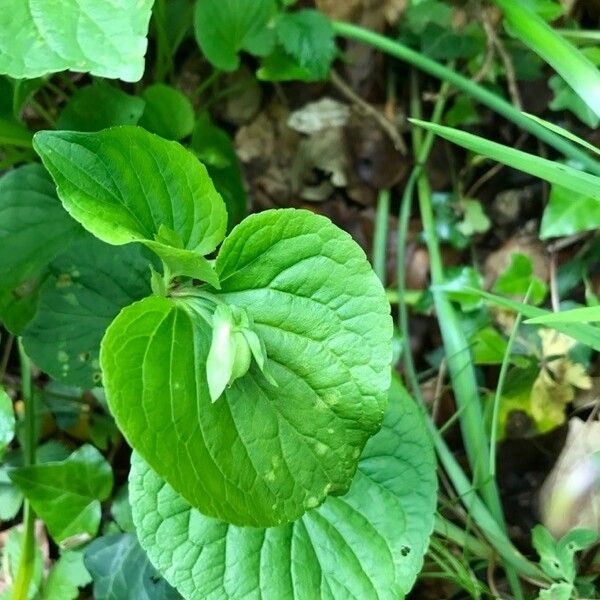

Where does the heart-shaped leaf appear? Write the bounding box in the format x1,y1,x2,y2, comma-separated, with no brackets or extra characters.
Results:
23,235,153,388
194,0,277,71
0,163,83,333
84,534,179,600
0,164,82,294
57,83,146,132
9,445,113,545
139,84,195,141
130,379,436,599
0,0,154,82
33,126,227,285
102,209,392,526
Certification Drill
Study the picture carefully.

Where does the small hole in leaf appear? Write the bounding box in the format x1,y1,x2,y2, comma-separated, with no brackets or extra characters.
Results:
400,546,411,556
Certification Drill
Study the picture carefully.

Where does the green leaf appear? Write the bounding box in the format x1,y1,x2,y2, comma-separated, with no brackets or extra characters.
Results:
0,276,47,335
0,0,154,81
541,183,600,238
139,84,195,141
194,0,276,70
110,484,135,533
191,113,247,227
404,0,451,34
2,527,44,599
9,444,113,545
129,376,436,600
523,112,600,157
524,0,564,21
101,209,392,526
43,550,92,600
0,386,14,457
256,46,316,82
493,253,547,304
494,0,600,118
411,119,600,199
0,164,82,333
531,525,594,584
471,288,600,351
549,75,600,128
559,528,597,553
0,164,82,293
0,117,33,148
538,582,573,600
0,467,22,521
23,235,153,388
439,266,483,311
456,199,490,236
274,10,336,80
33,126,227,282
471,326,509,365
57,83,146,132
526,305,600,325
84,534,179,600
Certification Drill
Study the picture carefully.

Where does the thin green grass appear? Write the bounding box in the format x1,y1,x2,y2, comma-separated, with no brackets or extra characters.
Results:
332,20,600,176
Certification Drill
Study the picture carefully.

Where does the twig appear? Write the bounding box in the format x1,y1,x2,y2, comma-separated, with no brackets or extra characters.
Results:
546,231,590,253
0,334,14,381
465,131,528,198
482,12,522,110
472,14,497,85
330,69,408,154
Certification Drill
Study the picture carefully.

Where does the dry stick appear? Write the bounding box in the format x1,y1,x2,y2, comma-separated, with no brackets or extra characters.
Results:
425,10,496,105
0,334,14,381
482,12,523,110
465,131,529,198
330,70,408,154
546,231,591,253
473,14,497,85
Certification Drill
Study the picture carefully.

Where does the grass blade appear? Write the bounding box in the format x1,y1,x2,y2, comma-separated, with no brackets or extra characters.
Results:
332,20,600,176
526,305,600,325
410,119,600,198
494,0,600,118
523,113,600,157
469,288,600,350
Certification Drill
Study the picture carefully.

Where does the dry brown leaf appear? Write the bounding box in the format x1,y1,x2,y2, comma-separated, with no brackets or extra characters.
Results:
540,418,600,537
316,0,406,24
287,98,350,135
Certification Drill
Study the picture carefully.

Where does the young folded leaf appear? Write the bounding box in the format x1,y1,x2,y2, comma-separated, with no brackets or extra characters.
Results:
101,209,392,527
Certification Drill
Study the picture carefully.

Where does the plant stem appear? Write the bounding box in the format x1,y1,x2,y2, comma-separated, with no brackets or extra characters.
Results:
409,74,524,599
153,0,173,82
331,20,600,177
394,80,544,584
0,334,14,381
11,340,37,600
372,189,390,284
489,290,529,477
434,514,491,560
